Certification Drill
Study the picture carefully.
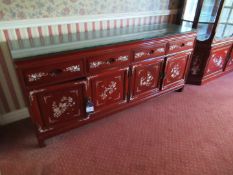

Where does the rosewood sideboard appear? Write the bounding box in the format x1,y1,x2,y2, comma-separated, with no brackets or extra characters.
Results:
9,24,196,146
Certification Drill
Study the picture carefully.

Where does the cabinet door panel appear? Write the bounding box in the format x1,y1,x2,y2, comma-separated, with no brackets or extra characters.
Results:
162,52,190,90
89,68,128,112
36,82,86,127
205,46,230,75
225,49,233,71
130,58,164,100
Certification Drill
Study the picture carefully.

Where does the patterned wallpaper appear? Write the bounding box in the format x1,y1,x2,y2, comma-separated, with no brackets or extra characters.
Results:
0,0,179,21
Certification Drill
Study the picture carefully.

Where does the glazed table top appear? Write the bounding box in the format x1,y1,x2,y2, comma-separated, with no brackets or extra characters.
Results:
8,24,196,60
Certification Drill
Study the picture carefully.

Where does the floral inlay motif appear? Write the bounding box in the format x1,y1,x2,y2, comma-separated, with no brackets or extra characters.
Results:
213,56,223,68
186,41,193,46
191,55,200,75
100,81,117,100
171,64,180,78
116,56,128,62
52,96,76,118
90,61,105,69
28,72,48,82
64,65,80,72
90,55,128,69
135,52,146,59
156,48,165,53
140,72,154,87
228,58,233,65
170,45,179,51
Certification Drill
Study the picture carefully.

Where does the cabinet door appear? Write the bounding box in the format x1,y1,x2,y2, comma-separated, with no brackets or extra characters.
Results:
162,52,190,90
225,49,233,71
130,58,164,100
89,68,129,112
205,46,230,75
36,81,86,127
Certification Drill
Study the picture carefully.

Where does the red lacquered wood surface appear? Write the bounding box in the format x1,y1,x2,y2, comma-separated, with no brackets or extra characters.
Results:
15,31,196,147
162,52,190,90
130,57,164,100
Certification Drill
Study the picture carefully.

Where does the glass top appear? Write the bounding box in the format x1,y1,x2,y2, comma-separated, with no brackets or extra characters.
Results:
9,24,196,60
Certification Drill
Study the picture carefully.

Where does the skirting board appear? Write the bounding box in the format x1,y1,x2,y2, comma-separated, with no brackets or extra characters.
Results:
0,108,29,125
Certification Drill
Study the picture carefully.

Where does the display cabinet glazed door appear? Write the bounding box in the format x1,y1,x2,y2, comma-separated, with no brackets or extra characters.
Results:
205,45,231,76
35,81,86,128
130,58,164,100
89,68,129,113
162,52,190,90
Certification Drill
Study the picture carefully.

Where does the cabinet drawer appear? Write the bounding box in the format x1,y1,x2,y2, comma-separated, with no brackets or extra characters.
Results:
23,59,85,87
87,51,130,73
133,43,166,61
168,39,194,54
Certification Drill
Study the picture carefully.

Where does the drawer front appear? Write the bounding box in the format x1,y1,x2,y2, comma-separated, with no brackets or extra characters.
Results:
168,39,194,54
205,45,231,75
133,43,166,61
87,51,130,73
23,59,85,87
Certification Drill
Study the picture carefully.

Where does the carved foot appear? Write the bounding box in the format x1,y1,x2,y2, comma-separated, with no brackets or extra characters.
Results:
176,87,184,92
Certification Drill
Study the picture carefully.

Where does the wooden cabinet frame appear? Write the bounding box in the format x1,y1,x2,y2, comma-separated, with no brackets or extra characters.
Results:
15,32,196,147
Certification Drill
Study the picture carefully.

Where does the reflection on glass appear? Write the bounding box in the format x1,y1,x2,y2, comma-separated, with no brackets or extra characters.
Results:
225,25,233,36
197,23,214,41
225,0,233,7
229,11,233,22
215,0,233,39
181,21,193,28
215,24,225,38
199,0,221,23
182,0,198,21
219,8,230,23
196,0,221,40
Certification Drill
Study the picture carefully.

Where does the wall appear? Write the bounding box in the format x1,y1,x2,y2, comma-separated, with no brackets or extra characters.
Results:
0,0,180,125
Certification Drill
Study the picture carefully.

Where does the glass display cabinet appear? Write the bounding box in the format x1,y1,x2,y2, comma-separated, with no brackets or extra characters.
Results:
181,0,233,85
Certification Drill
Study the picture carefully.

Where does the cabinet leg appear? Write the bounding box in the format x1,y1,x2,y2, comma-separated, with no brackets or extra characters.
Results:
176,87,184,92
38,138,46,147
